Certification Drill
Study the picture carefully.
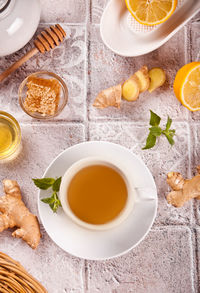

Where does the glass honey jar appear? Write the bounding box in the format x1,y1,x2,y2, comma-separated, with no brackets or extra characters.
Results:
0,111,21,160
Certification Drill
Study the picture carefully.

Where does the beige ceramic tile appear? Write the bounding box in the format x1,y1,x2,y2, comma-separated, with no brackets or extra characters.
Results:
0,0,198,291
91,0,108,23
190,22,200,62
0,231,84,292
0,24,87,122
191,124,200,225
86,227,194,293
0,123,85,215
0,123,85,292
89,26,188,122
89,121,192,225
196,228,200,291
188,21,200,121
40,0,87,23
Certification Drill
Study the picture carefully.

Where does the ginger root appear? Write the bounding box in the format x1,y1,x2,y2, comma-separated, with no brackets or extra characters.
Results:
148,67,166,93
93,65,166,109
0,180,41,249
122,66,150,101
122,76,140,101
166,166,200,207
134,66,150,92
93,84,121,109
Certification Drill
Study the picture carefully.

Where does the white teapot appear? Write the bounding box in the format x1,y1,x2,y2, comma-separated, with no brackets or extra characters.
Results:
0,0,41,57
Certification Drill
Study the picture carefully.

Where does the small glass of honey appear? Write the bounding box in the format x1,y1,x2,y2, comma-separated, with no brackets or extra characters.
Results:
0,111,21,161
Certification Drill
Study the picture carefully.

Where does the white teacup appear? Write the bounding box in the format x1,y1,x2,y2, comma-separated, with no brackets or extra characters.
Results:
59,157,135,230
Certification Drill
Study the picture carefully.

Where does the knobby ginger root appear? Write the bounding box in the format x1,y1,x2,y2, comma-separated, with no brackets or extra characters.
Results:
122,76,140,101
93,65,166,109
134,66,150,92
122,66,150,101
166,166,200,207
0,180,41,249
93,84,122,109
148,67,166,93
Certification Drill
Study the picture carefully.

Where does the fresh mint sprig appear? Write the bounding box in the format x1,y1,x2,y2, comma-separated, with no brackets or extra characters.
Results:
33,177,62,213
142,110,176,150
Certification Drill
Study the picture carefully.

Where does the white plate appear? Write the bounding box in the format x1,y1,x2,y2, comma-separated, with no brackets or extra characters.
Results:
38,142,157,260
100,0,200,57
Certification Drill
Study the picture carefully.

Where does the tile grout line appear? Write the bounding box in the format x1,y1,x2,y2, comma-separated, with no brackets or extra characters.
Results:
184,25,190,122
19,121,86,126
39,22,88,26
83,1,92,292
191,228,199,293
82,120,193,126
84,260,89,293
83,18,89,142
20,120,200,126
84,20,91,142
187,123,193,223
18,119,192,124
190,120,200,293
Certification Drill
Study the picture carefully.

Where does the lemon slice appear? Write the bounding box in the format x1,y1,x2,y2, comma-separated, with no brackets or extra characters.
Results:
174,62,200,111
125,0,178,26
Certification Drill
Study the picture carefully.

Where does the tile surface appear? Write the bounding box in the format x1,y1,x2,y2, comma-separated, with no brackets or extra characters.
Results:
40,0,87,23
91,0,107,23
196,228,200,291
89,122,192,225
0,24,87,122
189,21,200,121
0,124,85,215
191,124,200,225
89,26,188,122
87,227,194,293
0,0,199,292
0,123,85,291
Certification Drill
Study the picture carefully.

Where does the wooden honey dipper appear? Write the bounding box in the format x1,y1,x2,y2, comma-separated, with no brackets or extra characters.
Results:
0,24,66,82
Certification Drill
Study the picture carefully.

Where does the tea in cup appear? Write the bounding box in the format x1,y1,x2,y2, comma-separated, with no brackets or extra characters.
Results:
59,157,135,230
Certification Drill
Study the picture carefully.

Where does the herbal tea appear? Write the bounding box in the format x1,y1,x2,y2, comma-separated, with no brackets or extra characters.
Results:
67,165,128,225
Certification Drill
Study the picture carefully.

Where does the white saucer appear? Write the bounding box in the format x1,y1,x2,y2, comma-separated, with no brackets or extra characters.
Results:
100,0,200,57
38,142,157,260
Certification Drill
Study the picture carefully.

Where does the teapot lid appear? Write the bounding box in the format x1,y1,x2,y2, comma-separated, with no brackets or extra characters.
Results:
0,0,10,12
0,0,41,57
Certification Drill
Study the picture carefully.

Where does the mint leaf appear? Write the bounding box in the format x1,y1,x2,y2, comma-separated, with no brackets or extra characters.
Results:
164,133,175,145
33,178,55,190
50,192,62,213
165,116,172,131
41,192,62,213
143,111,176,150
162,116,175,146
162,129,175,146
142,133,157,150
41,197,54,204
49,202,57,212
52,177,62,192
150,110,161,126
149,126,162,137
33,176,63,213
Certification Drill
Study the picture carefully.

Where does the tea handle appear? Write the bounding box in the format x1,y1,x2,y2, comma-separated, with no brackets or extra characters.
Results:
134,187,157,202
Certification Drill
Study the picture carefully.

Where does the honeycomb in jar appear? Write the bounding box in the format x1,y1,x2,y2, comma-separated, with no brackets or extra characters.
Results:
24,76,61,116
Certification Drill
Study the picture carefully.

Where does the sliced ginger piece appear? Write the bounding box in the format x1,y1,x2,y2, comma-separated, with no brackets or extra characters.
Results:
134,66,150,92
93,84,122,109
148,67,166,93
166,166,200,207
122,76,140,101
0,180,41,249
